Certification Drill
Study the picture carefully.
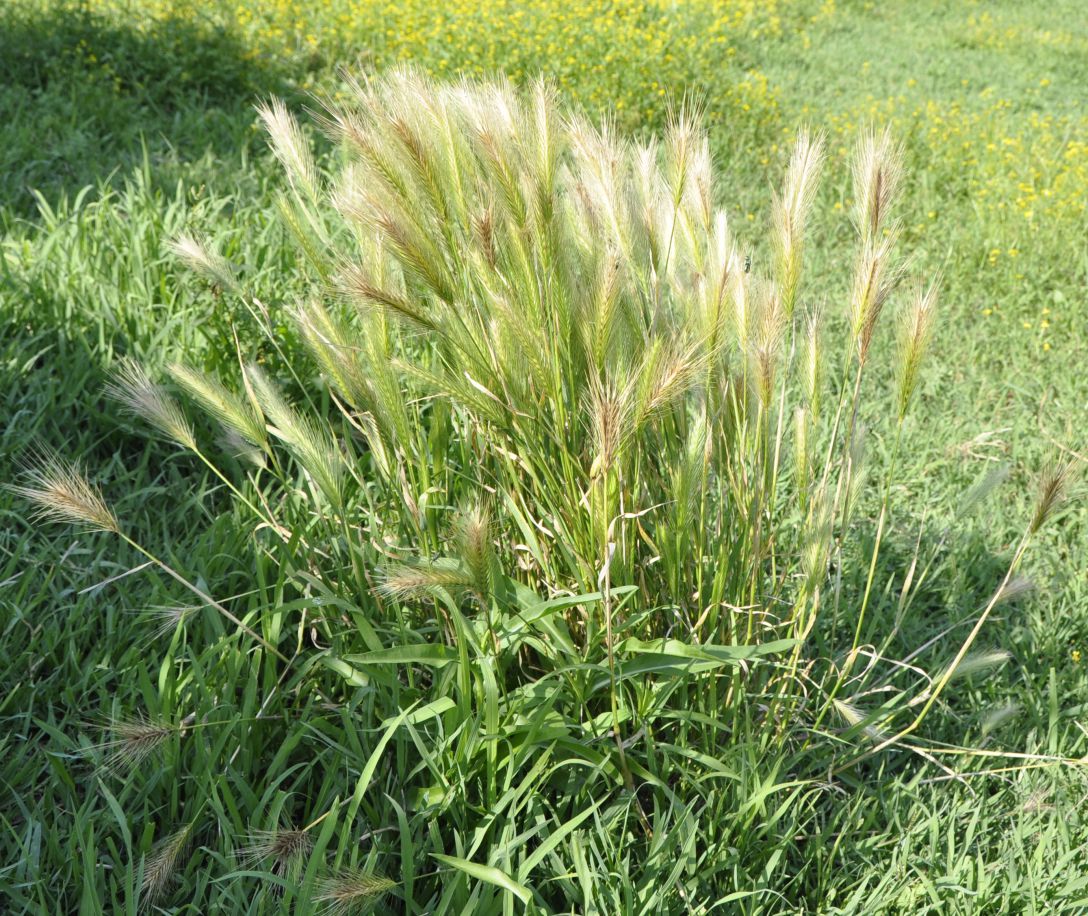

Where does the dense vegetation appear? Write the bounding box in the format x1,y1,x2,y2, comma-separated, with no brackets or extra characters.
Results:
1,1,1086,913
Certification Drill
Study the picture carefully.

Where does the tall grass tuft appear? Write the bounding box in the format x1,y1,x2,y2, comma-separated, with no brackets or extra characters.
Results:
19,70,1077,910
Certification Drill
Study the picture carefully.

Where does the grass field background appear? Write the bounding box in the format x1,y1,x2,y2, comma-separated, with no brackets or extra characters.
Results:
2,1,1086,912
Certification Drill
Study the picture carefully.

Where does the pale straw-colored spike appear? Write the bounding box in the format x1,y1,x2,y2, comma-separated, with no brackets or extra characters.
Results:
106,359,196,450
12,450,119,534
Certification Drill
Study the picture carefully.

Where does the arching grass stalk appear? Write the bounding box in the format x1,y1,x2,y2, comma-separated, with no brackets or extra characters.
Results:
12,451,289,664
836,459,1078,772
116,530,290,664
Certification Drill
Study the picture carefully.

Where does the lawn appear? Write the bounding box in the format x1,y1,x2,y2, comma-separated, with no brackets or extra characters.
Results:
1,1,1086,913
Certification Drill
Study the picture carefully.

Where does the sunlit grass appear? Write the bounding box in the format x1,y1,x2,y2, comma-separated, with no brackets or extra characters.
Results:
1,0,1087,913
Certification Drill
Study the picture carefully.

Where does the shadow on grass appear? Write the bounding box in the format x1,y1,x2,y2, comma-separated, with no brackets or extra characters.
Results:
0,3,291,216
840,513,1017,655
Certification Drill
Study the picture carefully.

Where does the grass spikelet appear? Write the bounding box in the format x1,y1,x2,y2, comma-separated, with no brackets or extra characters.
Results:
338,261,439,331
895,279,939,420
105,359,196,450
291,300,370,410
849,236,902,364
219,428,269,468
1030,459,1078,533
730,268,750,353
247,365,345,506
831,697,886,742
12,450,120,534
749,280,786,409
635,340,707,427
843,423,868,525
144,605,199,642
801,304,822,417
315,869,396,915
377,561,475,600
794,407,810,500
992,575,1035,605
587,376,633,477
168,233,241,293
454,504,495,601
801,489,834,592
168,362,268,453
852,126,903,244
93,714,177,772
940,648,1011,682
960,462,1011,515
141,821,195,906
773,128,824,317
980,702,1021,737
256,97,320,200
238,825,313,877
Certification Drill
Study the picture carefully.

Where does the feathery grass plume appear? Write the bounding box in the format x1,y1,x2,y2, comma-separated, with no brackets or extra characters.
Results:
801,489,834,592
801,304,823,418
831,697,887,742
256,97,320,201
672,106,713,231
141,821,195,906
696,210,735,353
526,77,561,210
670,416,710,528
106,358,196,450
748,279,786,409
238,825,313,877
454,504,495,601
12,450,119,533
337,260,438,332
980,702,1021,737
293,299,415,456
144,605,199,642
247,365,345,506
730,266,751,354
168,362,268,454
635,340,706,425
168,233,240,294
315,869,396,915
583,245,626,371
843,423,868,526
630,139,665,271
848,235,902,364
852,126,903,245
93,714,177,772
377,560,476,601
1030,459,1078,533
992,575,1035,605
938,648,1011,683
370,204,458,304
895,279,939,420
664,103,702,212
219,428,268,468
960,462,1011,515
587,375,634,478
291,300,372,410
772,129,824,318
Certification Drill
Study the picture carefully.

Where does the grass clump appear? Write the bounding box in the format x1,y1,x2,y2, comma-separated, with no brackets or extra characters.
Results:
12,70,1082,912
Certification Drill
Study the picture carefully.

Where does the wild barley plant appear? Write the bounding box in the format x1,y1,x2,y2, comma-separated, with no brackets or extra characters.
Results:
17,71,1077,907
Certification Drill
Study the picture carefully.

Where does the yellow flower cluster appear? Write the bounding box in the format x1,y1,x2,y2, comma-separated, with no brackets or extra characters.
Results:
963,11,1086,56
822,93,1088,235
44,0,831,136
239,0,820,136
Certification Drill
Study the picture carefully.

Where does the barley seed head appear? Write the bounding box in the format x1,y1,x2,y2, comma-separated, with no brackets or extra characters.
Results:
12,449,119,534
106,358,196,450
